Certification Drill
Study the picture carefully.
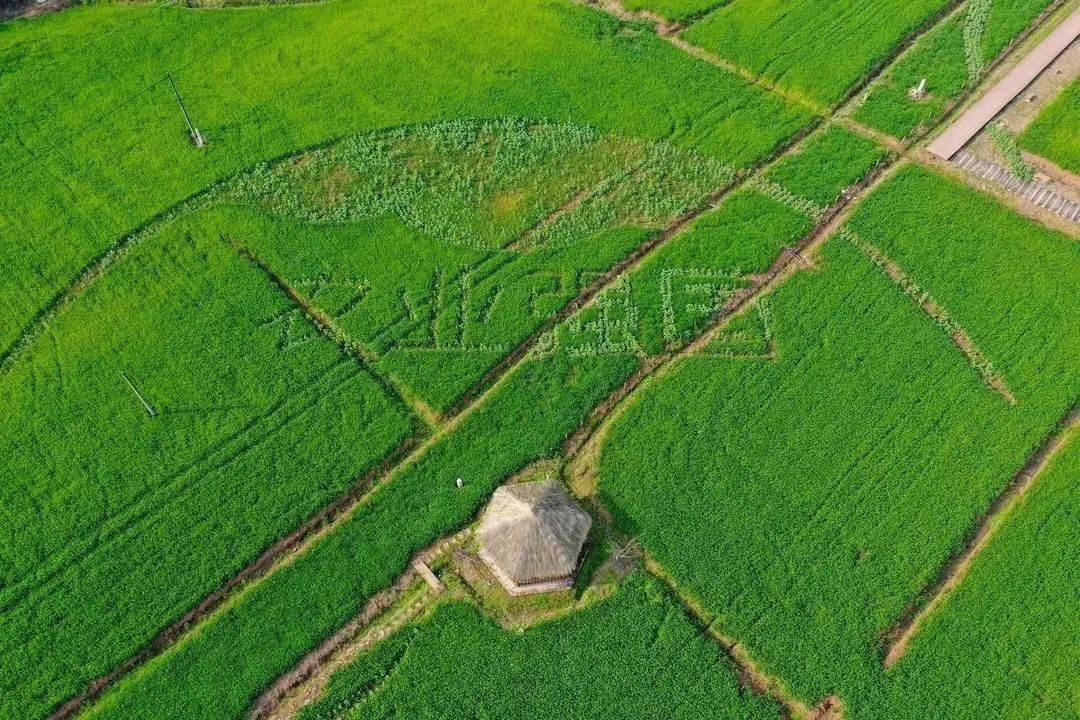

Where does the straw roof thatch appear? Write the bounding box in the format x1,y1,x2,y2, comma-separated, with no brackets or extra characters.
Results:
477,479,591,592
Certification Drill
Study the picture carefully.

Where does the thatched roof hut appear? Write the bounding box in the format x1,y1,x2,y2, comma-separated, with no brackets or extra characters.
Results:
477,478,592,595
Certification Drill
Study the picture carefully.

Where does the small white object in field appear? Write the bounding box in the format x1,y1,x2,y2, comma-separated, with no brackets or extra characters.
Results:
455,477,463,489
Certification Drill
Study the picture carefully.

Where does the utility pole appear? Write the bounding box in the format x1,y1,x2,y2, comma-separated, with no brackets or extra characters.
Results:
167,73,205,148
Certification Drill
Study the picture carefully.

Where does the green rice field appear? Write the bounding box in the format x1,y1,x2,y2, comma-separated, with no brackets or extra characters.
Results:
1,1,1077,719
1020,76,1080,174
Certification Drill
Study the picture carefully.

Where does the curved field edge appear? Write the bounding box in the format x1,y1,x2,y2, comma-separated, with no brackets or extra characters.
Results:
0,0,811,357
0,213,420,719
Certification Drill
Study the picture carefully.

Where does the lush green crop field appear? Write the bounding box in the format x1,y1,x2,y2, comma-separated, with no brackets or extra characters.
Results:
854,0,1054,138
83,349,637,720
847,165,1080,407
0,0,810,359
74,121,864,720
763,125,888,206
1020,77,1080,174
0,5,811,712
598,165,1078,709
5,0,1075,716
297,574,779,720
0,215,414,719
684,0,953,106
620,0,721,22
862,435,1079,719
606,124,886,356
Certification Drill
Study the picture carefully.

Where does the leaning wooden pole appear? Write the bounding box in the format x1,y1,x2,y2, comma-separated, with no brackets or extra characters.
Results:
167,73,205,148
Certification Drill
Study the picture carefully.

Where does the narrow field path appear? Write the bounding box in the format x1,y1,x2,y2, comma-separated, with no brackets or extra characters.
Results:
928,6,1080,159
881,403,1079,667
641,555,840,720
580,0,830,116
845,232,1017,404
249,531,471,720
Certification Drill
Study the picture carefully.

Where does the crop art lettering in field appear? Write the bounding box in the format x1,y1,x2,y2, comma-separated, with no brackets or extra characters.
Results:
532,269,761,360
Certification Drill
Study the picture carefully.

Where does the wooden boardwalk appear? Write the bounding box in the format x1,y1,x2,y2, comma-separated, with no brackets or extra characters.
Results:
928,7,1080,160
954,150,1080,221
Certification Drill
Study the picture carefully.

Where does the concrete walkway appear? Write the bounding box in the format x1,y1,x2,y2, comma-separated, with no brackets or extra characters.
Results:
928,7,1080,159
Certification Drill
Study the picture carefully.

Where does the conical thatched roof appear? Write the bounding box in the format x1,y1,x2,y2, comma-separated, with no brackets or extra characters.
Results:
477,479,591,590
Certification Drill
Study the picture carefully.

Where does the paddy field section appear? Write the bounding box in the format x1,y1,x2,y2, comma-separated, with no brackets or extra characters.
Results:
596,165,1078,716
0,219,415,719
2,0,1078,718
682,0,958,106
294,574,779,720
1020,75,1080,173
867,431,1079,719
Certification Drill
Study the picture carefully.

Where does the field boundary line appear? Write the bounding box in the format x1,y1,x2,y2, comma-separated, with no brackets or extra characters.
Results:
844,232,1017,404
228,235,444,430
579,0,829,116
45,430,420,720
580,0,972,121
46,109,819,720
880,402,1079,667
249,530,471,720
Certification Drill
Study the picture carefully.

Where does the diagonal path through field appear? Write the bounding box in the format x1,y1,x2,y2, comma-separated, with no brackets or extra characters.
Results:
557,4,1075,696
843,230,1016,403
880,402,1079,667
41,1,1068,715
44,127,779,720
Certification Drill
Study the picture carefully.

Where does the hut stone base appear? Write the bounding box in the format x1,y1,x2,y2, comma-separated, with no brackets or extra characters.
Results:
479,548,574,596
